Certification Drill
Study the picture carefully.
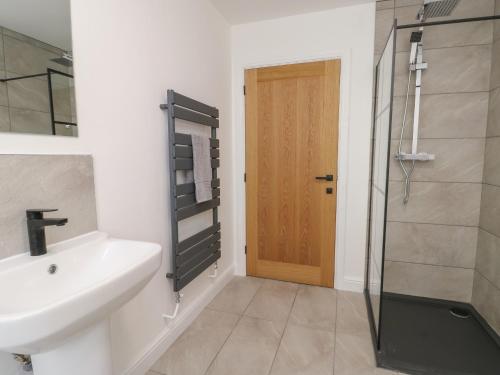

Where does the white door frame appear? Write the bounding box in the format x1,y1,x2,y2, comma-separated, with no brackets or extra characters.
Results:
231,49,355,290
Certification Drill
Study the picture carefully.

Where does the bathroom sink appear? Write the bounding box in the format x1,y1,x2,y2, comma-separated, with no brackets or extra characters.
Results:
0,231,161,375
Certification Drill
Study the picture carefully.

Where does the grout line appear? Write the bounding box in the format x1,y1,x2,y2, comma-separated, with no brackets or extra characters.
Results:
203,279,264,375
202,312,245,375
395,41,494,54
387,220,478,228
388,179,484,184
483,182,500,189
393,90,490,97
475,269,500,294
332,290,340,375
266,285,299,375
478,227,500,241
388,180,483,185
384,259,474,270
390,137,488,140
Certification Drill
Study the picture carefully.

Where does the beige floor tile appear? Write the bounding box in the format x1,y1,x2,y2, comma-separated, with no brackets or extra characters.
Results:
244,279,298,334
334,332,399,375
269,323,335,375
206,316,281,375
289,285,337,331
336,291,371,336
151,308,239,375
207,276,264,315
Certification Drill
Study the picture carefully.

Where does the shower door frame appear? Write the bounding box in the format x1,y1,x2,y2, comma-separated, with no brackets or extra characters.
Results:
364,20,397,354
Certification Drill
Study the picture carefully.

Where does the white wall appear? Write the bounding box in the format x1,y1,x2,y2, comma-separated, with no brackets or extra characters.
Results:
230,3,376,291
0,0,234,374
71,1,234,373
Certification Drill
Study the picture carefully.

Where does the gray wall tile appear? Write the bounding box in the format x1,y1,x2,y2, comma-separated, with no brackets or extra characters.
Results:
386,222,478,268
0,31,4,71
389,138,485,183
375,8,396,55
3,36,60,76
395,0,421,7
0,155,98,260
479,183,500,237
52,86,73,117
9,108,51,134
387,181,482,226
475,229,500,290
397,21,493,53
392,92,489,140
394,45,491,96
487,87,500,136
7,76,49,112
2,27,66,56
472,271,500,335
490,39,500,90
0,105,9,132
384,260,474,302
483,137,500,186
494,19,500,41
0,79,7,107
377,0,395,11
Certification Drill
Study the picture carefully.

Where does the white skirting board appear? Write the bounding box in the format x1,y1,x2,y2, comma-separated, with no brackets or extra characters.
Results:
339,277,364,292
122,265,235,375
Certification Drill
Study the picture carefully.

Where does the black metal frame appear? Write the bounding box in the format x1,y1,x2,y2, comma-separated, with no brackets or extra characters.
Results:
161,90,221,292
397,14,500,29
0,68,77,135
364,19,397,354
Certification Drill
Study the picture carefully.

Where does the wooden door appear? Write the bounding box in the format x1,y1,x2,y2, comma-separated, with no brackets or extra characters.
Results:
245,60,340,287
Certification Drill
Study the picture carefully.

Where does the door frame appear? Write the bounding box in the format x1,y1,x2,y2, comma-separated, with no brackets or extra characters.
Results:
233,50,352,290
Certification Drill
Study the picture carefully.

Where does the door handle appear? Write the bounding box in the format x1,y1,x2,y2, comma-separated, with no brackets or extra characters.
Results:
315,175,334,181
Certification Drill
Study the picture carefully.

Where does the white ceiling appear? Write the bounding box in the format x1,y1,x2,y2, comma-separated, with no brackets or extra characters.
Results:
210,0,374,25
0,0,72,50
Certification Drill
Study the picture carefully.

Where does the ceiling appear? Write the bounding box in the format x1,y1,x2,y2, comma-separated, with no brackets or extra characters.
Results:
0,0,72,50
210,0,374,25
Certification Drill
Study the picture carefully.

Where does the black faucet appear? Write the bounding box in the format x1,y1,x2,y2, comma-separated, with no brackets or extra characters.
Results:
26,209,68,256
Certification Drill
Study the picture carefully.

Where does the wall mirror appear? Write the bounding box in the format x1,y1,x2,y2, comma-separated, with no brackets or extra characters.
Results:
0,0,77,137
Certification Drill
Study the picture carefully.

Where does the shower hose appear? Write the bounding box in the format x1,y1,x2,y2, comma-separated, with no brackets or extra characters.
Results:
398,68,416,205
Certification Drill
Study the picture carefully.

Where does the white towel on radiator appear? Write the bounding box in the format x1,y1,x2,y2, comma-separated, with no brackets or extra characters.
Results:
191,134,213,203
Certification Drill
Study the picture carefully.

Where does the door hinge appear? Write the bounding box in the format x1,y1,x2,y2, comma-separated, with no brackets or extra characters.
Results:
245,245,247,254
244,173,246,182
243,85,246,95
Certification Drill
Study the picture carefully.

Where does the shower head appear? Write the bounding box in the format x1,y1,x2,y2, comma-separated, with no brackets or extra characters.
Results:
50,52,73,67
417,0,461,22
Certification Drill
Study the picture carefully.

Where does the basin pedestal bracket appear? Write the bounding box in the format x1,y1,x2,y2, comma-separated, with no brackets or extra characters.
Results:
208,261,218,278
163,291,183,320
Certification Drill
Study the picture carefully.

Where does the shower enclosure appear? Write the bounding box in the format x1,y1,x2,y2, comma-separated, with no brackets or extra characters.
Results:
366,1,500,374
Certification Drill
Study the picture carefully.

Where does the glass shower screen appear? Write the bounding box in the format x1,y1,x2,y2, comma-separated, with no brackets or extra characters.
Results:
365,24,396,345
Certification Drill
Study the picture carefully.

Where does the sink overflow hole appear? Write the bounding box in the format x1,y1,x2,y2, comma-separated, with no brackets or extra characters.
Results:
450,307,471,319
48,264,58,275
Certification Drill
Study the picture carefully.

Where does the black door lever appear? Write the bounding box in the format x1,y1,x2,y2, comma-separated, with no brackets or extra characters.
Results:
315,175,334,181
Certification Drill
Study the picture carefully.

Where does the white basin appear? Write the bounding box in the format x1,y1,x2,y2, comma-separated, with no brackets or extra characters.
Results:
0,231,161,375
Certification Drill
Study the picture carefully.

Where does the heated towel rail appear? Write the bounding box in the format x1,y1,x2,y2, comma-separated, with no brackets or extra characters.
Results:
160,90,221,292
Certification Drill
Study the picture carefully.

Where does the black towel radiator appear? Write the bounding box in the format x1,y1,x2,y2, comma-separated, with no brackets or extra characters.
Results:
160,90,221,298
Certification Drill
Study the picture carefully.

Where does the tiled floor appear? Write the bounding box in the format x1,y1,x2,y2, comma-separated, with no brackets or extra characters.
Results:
148,277,402,375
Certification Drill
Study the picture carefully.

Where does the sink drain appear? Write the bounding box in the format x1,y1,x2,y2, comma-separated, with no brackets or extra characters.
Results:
47,264,58,275
450,307,471,319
